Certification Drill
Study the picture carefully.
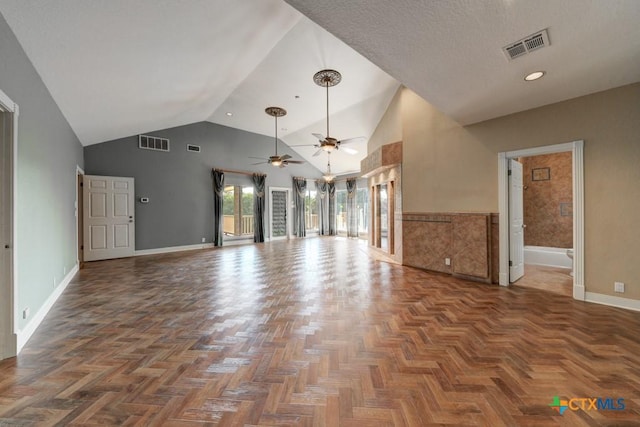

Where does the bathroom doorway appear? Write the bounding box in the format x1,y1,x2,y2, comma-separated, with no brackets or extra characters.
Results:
498,141,584,300
514,151,574,296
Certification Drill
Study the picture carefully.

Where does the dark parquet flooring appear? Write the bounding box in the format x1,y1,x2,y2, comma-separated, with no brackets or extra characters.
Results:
1,237,640,426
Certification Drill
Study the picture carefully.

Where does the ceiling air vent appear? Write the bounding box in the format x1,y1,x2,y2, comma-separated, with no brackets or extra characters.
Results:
502,29,550,61
186,144,201,153
139,135,169,152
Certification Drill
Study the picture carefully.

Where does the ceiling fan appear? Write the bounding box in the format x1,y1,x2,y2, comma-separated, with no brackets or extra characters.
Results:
292,69,365,157
250,106,305,168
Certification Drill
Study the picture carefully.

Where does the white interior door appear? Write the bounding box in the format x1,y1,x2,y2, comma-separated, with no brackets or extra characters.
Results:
83,175,135,261
269,188,289,241
509,159,525,282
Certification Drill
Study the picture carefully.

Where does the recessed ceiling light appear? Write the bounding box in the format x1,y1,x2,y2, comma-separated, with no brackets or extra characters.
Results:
524,71,545,81
225,112,233,116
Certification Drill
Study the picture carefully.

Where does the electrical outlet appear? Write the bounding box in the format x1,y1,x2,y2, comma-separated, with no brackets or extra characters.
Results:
201,237,206,243
614,282,625,293
23,307,29,319
445,258,451,266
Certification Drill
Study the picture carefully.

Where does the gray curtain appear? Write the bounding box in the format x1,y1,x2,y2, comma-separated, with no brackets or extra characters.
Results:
293,177,306,237
316,180,328,235
212,169,224,246
252,173,266,243
328,181,336,235
346,178,358,238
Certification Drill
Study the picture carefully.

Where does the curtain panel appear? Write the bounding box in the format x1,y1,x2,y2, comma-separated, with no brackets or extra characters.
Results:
212,169,225,246
293,177,307,237
346,178,358,238
328,181,336,236
252,173,266,243
316,180,328,235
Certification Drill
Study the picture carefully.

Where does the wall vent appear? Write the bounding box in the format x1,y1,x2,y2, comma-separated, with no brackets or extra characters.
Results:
139,135,169,152
186,144,201,153
502,29,550,61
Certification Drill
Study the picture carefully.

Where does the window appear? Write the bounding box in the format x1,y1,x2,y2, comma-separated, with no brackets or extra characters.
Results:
305,188,318,232
222,185,254,237
336,189,347,234
356,187,369,238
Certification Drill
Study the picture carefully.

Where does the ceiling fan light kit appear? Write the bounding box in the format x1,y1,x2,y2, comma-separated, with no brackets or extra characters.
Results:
249,106,305,168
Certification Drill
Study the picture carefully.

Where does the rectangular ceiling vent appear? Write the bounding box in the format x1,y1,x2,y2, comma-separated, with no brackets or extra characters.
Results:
502,29,550,61
139,134,169,152
186,144,201,153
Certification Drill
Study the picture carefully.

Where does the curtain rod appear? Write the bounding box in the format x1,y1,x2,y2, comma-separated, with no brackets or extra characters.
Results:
213,168,265,177
295,176,359,183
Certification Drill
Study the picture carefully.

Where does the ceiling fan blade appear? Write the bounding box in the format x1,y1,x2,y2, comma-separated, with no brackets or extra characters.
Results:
251,161,267,165
285,160,305,164
338,136,366,145
281,154,292,160
341,147,358,155
312,149,323,157
312,133,325,141
249,156,268,160
289,144,316,147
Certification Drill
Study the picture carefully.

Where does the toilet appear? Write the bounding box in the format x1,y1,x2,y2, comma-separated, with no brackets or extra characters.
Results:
566,249,574,277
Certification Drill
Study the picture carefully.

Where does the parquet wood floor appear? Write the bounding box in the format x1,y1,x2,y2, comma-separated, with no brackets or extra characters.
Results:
1,237,640,426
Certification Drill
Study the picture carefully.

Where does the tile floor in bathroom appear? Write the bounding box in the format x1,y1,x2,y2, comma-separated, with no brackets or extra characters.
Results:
512,264,573,296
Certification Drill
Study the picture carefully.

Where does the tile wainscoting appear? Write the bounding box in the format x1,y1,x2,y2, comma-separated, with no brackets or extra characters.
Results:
403,212,500,284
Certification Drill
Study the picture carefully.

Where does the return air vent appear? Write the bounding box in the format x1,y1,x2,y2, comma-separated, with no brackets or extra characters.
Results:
502,29,550,61
139,135,169,152
186,144,201,153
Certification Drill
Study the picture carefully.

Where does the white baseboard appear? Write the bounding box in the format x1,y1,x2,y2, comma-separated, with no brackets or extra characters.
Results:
585,292,640,312
135,243,215,256
17,264,79,353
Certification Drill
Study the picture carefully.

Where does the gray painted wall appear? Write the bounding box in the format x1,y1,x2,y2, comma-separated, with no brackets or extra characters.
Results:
0,13,84,330
84,122,322,250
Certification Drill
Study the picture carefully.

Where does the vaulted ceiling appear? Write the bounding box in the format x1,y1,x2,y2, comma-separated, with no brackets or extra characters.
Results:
2,0,639,175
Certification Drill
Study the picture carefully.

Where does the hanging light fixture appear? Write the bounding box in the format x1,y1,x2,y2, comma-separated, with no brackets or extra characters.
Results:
323,152,335,182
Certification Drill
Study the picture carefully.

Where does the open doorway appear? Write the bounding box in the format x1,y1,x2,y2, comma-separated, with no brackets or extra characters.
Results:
512,152,573,296
498,141,584,300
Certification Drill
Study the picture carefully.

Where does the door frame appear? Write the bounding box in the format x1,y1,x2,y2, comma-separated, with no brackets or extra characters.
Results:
76,167,85,267
508,159,524,282
0,88,18,359
268,187,291,241
498,140,584,300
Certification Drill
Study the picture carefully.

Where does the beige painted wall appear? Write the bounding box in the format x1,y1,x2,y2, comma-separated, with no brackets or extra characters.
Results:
367,88,402,153
370,83,640,299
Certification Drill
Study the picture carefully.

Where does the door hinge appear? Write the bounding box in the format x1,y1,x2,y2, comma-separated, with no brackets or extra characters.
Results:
80,182,84,187
508,170,512,176
509,260,513,266
81,245,84,250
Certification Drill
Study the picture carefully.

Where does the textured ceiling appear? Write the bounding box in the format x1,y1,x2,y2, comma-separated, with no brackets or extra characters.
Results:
286,0,640,125
2,1,640,176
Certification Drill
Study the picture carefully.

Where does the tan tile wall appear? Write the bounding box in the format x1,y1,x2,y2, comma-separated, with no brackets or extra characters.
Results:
403,212,496,283
452,214,490,281
521,152,573,248
403,214,452,274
